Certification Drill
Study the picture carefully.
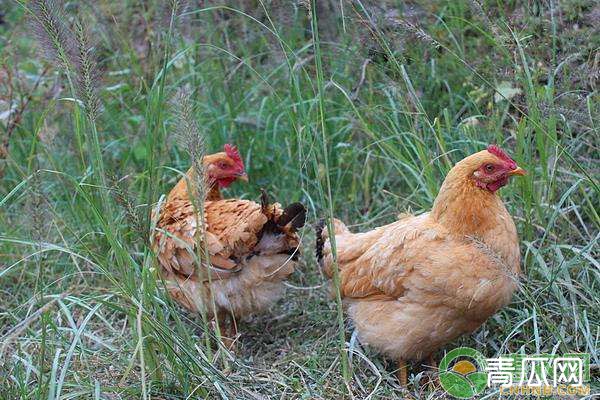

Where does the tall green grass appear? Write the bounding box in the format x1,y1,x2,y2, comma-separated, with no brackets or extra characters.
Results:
1,0,598,398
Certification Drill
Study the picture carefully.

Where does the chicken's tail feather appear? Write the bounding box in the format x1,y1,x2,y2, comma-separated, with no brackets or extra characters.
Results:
254,192,306,257
260,189,270,214
315,219,326,263
278,202,306,232
315,218,351,264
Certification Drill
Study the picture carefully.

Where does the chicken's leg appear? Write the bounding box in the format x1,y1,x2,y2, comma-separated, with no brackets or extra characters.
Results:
396,359,408,386
424,354,439,388
428,354,437,371
226,314,238,351
214,311,237,351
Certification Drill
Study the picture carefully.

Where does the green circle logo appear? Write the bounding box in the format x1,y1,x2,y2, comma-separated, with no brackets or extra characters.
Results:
439,347,488,399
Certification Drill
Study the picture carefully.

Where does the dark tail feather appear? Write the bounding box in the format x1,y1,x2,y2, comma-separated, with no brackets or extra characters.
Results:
254,198,306,259
278,202,306,231
315,218,326,262
260,189,270,213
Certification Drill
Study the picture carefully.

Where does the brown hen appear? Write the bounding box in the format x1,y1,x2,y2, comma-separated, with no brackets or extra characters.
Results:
153,145,305,348
317,145,525,385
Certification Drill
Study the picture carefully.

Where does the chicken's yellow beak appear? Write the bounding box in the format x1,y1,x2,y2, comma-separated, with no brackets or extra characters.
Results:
237,172,249,182
508,167,526,176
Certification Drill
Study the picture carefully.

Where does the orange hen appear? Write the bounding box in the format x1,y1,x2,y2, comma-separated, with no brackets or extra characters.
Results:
153,145,306,348
316,145,526,384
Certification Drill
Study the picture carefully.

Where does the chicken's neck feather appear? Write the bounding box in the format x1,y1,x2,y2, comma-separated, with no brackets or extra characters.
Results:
205,184,222,201
430,173,510,238
166,166,221,202
429,172,521,278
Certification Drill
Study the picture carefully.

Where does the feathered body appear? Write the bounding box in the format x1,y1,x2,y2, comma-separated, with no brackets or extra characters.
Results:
155,197,303,319
152,145,305,345
317,146,525,381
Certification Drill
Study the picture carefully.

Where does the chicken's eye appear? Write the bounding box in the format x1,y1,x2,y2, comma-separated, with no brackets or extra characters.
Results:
485,164,495,172
218,162,229,169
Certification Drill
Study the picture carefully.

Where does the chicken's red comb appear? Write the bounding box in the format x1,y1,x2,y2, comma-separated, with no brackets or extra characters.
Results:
487,144,517,169
224,144,244,170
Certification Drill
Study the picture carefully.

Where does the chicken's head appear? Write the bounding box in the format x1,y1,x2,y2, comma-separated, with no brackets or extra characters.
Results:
469,145,526,193
204,144,248,188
